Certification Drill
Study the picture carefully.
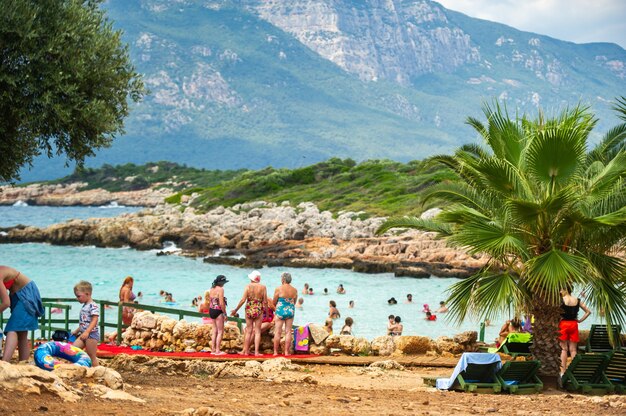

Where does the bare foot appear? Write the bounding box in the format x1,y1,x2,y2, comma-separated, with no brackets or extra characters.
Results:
253,353,262,357
213,351,226,356
273,351,279,356
238,351,249,356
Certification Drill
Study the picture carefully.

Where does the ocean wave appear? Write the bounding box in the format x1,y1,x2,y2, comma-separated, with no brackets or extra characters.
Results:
12,200,28,207
99,201,125,209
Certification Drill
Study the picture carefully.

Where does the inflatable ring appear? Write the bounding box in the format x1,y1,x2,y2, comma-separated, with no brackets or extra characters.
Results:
34,341,92,371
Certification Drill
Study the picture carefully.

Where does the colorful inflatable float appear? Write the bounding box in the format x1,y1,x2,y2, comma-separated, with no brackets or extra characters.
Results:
34,341,92,371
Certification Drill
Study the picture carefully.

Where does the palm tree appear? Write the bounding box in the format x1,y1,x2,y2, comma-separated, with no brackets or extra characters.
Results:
378,98,626,376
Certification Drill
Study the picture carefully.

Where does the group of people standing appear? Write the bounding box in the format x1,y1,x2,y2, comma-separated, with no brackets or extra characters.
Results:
198,270,298,356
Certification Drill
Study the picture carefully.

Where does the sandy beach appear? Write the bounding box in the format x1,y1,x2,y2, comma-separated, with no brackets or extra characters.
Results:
1,355,624,415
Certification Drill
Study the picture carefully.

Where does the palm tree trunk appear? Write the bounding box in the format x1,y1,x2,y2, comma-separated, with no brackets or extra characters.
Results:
529,299,562,377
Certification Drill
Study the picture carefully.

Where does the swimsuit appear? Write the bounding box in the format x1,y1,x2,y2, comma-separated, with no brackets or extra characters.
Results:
262,306,274,323
245,298,263,320
3,272,19,289
340,326,352,335
209,296,226,319
275,297,295,320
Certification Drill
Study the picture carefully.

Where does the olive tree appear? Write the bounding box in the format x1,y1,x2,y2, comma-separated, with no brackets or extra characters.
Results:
0,0,144,182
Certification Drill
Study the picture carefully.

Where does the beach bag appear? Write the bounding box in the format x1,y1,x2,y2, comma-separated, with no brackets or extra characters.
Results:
52,330,70,342
293,325,310,353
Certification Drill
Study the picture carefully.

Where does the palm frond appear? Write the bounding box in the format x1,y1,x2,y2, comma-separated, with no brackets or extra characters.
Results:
587,123,626,164
376,216,452,236
612,96,626,122
447,220,529,259
523,249,588,301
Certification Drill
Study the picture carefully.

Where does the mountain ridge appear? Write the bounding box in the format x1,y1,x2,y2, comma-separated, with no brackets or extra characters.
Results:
16,0,625,182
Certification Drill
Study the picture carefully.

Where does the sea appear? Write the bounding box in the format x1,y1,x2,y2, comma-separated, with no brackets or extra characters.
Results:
0,204,600,341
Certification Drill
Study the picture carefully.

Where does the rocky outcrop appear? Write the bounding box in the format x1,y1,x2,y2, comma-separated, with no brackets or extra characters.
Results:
0,183,171,207
0,361,139,403
0,201,488,278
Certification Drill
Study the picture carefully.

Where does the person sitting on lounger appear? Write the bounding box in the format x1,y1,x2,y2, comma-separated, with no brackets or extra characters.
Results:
497,318,522,347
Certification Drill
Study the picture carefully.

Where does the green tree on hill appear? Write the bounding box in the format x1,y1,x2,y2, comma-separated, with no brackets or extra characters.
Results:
378,98,626,376
0,0,144,182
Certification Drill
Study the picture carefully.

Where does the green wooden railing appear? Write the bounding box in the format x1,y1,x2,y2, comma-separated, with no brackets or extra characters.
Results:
1,298,243,347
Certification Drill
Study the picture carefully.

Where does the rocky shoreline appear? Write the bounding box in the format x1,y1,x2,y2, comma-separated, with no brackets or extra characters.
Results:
0,197,487,278
0,183,170,207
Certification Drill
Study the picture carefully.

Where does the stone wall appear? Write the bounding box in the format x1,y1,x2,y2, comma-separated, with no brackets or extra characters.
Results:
121,311,479,357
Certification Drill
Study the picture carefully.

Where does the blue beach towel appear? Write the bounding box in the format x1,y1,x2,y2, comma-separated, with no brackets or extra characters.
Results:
436,352,502,390
4,281,44,332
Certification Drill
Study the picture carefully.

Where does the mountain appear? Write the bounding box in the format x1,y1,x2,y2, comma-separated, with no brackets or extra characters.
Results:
18,0,626,181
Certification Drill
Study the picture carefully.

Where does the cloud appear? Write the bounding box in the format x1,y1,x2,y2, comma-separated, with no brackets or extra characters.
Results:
435,0,626,49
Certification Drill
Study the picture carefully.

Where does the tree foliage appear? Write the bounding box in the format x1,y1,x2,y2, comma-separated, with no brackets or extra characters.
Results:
0,0,144,182
378,98,626,375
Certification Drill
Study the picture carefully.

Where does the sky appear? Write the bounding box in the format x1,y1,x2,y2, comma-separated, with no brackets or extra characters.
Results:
436,0,626,49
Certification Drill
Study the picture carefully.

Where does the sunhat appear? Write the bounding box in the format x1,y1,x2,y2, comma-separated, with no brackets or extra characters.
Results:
248,270,261,282
214,275,228,285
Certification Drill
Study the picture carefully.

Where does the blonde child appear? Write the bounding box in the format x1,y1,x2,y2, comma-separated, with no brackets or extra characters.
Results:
72,280,99,367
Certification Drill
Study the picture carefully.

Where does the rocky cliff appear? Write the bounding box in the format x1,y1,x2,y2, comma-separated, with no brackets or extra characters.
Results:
0,184,171,207
248,0,480,84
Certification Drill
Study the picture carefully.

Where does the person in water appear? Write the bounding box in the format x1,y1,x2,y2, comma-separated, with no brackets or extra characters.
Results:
328,300,341,319
118,276,136,326
425,311,437,321
387,297,397,305
435,301,448,313
206,275,228,355
340,317,354,335
387,315,396,335
302,283,309,295
405,294,413,303
272,272,298,356
1,265,44,362
389,316,403,336
336,284,346,294
231,270,268,356
559,284,591,376
296,297,304,309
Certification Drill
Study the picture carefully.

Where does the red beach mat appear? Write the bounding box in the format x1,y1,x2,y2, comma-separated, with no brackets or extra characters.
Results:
97,343,319,360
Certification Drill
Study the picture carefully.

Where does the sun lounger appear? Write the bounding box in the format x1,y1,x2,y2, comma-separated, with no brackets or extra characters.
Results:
487,332,533,357
583,324,622,353
496,360,543,394
434,352,502,393
605,350,626,393
561,353,614,394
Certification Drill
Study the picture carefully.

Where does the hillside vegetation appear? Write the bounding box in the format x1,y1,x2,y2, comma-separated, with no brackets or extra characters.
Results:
51,159,454,216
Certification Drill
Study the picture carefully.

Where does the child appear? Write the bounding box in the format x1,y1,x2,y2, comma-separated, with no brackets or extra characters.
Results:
390,316,403,336
348,300,354,308
308,288,314,295
323,288,329,295
387,315,396,335
72,280,99,367
296,297,304,309
340,317,354,335
425,311,437,321
324,318,333,334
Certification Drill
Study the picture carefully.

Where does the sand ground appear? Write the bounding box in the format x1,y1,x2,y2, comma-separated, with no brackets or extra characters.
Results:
1,361,624,415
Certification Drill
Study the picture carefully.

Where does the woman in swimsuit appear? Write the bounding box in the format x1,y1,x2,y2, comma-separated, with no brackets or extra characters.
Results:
328,300,341,319
1,265,44,362
118,276,136,326
203,275,228,355
231,270,267,356
272,272,298,355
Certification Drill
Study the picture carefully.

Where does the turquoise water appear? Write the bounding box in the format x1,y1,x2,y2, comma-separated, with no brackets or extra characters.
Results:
0,204,140,228
0,206,600,341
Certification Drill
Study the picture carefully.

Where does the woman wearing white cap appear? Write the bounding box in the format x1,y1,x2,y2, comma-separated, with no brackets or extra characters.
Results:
231,270,267,356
